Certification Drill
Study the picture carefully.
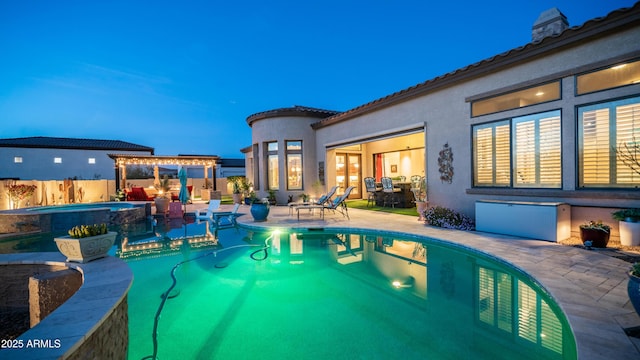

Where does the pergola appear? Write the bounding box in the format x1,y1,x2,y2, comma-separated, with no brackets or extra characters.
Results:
108,154,219,190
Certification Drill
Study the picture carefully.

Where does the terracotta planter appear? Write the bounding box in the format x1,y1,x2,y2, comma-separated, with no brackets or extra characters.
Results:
54,232,117,263
619,220,640,247
579,228,610,248
232,193,243,205
628,272,640,316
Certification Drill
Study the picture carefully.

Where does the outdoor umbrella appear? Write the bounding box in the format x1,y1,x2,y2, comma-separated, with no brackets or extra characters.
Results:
178,167,190,217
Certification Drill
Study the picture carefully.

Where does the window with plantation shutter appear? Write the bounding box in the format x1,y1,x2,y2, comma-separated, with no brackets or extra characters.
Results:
473,110,561,188
579,96,640,188
513,111,562,188
616,103,640,184
473,121,510,186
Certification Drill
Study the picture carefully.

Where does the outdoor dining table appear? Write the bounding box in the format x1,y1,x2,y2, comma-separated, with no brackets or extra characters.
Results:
374,182,415,208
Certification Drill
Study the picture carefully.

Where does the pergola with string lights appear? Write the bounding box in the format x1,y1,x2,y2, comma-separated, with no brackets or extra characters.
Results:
108,154,219,190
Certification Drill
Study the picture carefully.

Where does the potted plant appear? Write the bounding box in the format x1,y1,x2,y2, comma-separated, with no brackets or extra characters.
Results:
267,189,277,205
628,263,640,316
245,191,258,205
299,193,310,203
54,223,117,263
612,208,640,247
227,176,245,204
111,189,126,201
579,220,611,248
250,198,270,222
154,175,171,215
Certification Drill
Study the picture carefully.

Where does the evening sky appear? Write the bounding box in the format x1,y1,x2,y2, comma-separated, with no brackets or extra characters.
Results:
0,0,636,157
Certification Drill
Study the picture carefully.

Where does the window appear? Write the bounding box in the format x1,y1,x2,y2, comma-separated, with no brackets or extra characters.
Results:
13,156,23,163
576,59,640,95
54,157,62,164
578,96,640,188
473,110,561,188
88,158,96,164
474,121,511,186
472,81,561,117
513,111,561,188
286,140,303,190
266,141,279,190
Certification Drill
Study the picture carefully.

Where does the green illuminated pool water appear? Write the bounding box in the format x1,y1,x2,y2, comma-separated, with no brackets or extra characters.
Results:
123,226,577,360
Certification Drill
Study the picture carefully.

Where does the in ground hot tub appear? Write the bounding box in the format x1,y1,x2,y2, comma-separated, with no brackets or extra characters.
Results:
0,202,150,234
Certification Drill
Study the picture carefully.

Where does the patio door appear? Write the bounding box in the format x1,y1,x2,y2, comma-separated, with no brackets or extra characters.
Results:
336,153,361,199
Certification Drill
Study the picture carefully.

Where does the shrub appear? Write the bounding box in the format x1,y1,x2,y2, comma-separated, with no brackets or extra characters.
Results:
424,206,475,230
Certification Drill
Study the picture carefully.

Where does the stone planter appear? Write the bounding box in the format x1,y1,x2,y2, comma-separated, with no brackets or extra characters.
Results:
250,202,270,222
619,220,640,247
628,272,640,316
54,232,117,263
579,228,610,248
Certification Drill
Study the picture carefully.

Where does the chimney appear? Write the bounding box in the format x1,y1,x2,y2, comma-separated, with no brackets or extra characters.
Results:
532,8,569,42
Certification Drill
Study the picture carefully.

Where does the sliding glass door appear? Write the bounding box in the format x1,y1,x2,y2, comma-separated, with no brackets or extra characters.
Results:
336,153,361,199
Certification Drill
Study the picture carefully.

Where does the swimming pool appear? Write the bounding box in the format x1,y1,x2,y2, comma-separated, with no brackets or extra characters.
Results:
121,223,576,360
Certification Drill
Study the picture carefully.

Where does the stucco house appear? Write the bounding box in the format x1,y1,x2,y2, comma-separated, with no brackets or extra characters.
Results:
243,4,640,239
0,136,154,181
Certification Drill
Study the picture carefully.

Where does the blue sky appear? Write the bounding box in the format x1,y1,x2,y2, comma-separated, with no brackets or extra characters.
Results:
0,0,636,158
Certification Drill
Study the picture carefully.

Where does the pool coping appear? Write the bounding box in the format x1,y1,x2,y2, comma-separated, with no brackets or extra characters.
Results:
0,252,133,359
234,204,640,360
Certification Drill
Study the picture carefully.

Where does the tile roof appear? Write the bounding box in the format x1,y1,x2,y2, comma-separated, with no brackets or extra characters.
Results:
311,2,640,129
0,136,154,153
246,105,340,126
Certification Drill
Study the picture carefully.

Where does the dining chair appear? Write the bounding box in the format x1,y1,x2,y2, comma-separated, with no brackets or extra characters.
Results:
364,177,379,207
381,177,401,208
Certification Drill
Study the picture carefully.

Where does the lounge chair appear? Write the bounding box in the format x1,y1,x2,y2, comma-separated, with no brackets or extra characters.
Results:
195,199,221,221
297,186,354,220
289,185,338,216
211,203,242,228
324,186,354,219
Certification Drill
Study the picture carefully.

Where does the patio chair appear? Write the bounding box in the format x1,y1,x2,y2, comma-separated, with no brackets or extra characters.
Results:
195,199,221,221
381,177,401,208
289,185,338,215
364,177,380,207
211,203,242,228
324,186,354,219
